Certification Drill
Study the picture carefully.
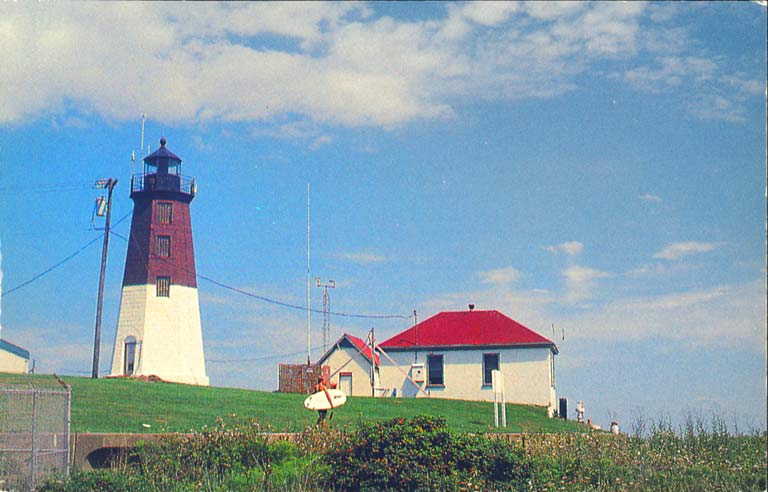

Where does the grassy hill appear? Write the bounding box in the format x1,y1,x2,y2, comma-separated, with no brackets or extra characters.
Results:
2,374,583,434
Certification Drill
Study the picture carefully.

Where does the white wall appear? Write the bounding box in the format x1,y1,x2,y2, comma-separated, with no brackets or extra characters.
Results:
110,284,209,385
379,346,556,407
0,349,28,373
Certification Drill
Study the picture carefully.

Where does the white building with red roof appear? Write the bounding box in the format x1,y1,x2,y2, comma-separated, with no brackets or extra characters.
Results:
318,308,558,407
315,333,381,397
378,309,558,408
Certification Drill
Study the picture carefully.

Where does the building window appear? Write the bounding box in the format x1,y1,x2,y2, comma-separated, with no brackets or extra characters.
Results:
483,353,499,386
427,354,444,386
156,276,170,297
157,202,173,224
550,354,556,387
124,336,137,375
157,235,171,257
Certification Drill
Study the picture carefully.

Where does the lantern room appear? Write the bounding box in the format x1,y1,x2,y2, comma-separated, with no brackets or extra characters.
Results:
131,137,196,198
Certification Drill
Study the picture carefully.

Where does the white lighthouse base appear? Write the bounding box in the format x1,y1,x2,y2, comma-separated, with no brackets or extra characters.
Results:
110,284,209,385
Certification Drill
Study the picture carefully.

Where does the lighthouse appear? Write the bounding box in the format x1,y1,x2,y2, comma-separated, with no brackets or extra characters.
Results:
109,138,209,385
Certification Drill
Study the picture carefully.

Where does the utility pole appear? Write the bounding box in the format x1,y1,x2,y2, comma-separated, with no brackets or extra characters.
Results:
316,278,336,353
370,327,376,397
91,178,117,378
413,309,418,363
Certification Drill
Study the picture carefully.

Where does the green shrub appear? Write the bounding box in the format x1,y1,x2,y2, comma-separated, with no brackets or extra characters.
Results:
41,419,304,492
128,418,279,488
38,469,149,492
324,415,531,491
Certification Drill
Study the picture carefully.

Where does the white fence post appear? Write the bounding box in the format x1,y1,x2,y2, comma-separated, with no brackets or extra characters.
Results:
492,370,506,428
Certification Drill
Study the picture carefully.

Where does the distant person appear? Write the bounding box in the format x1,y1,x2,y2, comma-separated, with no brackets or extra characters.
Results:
314,376,334,429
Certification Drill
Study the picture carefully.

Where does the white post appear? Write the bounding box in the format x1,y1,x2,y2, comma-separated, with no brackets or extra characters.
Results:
499,370,507,428
492,369,506,428
492,369,499,427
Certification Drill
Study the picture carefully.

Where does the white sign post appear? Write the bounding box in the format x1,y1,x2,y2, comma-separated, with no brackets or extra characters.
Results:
492,369,507,428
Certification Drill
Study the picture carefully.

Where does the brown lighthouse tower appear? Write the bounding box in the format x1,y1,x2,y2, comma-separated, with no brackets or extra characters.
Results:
109,137,208,385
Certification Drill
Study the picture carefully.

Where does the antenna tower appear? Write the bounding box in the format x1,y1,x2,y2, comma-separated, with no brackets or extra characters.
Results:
316,278,336,352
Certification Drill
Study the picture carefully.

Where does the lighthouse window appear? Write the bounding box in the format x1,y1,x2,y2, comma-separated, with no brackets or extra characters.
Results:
156,276,171,297
157,235,171,257
157,202,173,224
124,336,137,375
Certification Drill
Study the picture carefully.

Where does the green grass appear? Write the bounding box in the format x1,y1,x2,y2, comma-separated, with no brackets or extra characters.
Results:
1,373,582,434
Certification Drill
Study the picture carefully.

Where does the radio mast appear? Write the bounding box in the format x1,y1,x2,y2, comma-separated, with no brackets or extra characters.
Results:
316,278,336,353
306,183,311,365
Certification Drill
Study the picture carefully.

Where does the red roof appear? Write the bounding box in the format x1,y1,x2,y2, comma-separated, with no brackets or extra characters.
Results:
317,333,380,365
379,310,557,353
347,334,381,365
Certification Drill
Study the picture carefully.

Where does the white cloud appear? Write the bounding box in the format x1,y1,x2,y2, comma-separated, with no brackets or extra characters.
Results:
563,265,612,303
653,242,720,261
0,2,758,128
308,135,333,150
546,241,584,256
623,56,717,94
565,280,766,350
477,266,523,286
332,251,387,264
624,261,692,278
192,135,212,151
687,94,747,123
460,2,519,26
639,193,662,202
524,1,586,21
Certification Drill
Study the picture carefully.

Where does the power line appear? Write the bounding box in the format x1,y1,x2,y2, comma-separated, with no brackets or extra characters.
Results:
198,272,411,320
109,230,412,321
0,212,132,297
0,181,95,196
206,346,324,364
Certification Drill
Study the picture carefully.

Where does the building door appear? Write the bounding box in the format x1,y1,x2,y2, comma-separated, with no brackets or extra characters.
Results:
124,336,137,375
339,372,352,396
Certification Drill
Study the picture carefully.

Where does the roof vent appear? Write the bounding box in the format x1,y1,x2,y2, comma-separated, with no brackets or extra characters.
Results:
468,304,475,311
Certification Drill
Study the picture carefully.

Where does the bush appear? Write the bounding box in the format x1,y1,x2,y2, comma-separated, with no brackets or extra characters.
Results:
40,418,307,492
128,418,276,488
38,469,150,492
324,415,531,491
523,418,767,492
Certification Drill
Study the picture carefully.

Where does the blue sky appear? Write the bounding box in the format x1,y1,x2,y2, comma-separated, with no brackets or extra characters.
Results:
1,2,765,430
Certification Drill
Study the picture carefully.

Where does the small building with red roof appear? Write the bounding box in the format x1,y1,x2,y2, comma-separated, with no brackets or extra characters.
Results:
377,308,558,407
315,333,382,397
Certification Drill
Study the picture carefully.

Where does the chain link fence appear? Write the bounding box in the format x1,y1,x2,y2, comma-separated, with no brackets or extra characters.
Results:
0,374,70,491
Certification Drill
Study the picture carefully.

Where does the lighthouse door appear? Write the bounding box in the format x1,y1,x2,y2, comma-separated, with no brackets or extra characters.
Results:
124,336,137,375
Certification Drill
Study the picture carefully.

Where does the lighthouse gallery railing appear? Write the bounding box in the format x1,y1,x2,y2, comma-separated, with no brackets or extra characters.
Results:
131,173,196,196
